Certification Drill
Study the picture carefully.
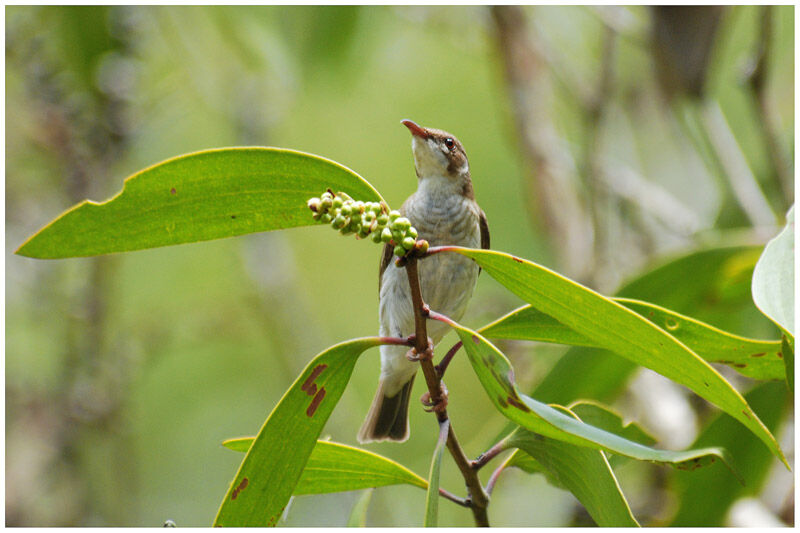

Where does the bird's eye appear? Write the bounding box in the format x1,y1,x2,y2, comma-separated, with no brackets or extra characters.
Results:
444,138,454,150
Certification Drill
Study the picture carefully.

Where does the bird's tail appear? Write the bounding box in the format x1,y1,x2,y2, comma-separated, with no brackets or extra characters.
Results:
357,375,416,443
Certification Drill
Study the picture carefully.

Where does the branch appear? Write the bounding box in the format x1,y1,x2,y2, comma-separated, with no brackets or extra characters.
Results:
405,258,490,527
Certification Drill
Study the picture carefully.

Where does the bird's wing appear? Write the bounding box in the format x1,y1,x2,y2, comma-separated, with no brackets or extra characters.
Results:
479,209,490,250
378,242,394,299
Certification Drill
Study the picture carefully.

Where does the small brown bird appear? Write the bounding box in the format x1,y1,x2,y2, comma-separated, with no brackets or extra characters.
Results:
358,120,489,443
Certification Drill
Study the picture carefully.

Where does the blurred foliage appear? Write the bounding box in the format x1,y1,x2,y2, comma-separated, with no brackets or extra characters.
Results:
5,5,793,527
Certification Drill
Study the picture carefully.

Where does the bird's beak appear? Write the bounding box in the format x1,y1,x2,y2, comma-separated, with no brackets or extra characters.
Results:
401,119,430,139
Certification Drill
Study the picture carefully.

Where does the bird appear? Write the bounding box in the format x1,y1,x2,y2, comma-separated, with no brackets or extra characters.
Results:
358,119,490,443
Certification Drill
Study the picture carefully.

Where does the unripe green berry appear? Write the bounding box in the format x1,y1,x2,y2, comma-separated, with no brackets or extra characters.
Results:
402,236,416,250
377,214,389,226
319,213,332,224
321,191,333,201
389,210,401,222
332,215,346,229
370,203,382,215
341,204,352,216
332,196,343,209
392,230,404,243
407,226,418,239
394,245,406,257
320,197,333,213
337,191,353,201
381,227,393,243
371,231,383,243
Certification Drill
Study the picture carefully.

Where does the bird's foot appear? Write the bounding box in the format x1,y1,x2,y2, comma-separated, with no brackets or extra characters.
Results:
405,338,434,362
420,383,449,413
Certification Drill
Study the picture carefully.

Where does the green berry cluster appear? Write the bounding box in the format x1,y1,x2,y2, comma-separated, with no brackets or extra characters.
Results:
307,190,428,257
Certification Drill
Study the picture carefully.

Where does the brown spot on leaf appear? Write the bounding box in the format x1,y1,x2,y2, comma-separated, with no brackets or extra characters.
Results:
307,387,326,417
512,256,523,263
301,364,328,393
777,352,783,359
231,215,237,219
472,335,480,345
507,396,531,412
742,410,751,419
305,383,317,396
751,352,766,358
170,187,177,195
497,395,509,408
734,363,747,368
231,477,249,500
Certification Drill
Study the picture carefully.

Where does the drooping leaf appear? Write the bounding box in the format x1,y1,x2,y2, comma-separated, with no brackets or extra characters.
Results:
424,419,449,528
480,299,784,380
347,489,373,527
447,247,786,466
440,316,736,474
752,205,795,336
568,401,657,448
16,147,383,258
506,406,640,527
222,438,427,494
213,337,384,527
669,381,790,526
531,246,768,407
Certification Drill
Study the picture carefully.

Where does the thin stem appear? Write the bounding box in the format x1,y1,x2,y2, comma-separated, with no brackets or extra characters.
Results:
439,488,470,508
486,462,508,496
436,341,462,378
471,440,507,471
405,258,490,527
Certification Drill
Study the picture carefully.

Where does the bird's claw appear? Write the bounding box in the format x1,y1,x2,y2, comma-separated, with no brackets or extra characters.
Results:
420,385,449,413
405,339,434,362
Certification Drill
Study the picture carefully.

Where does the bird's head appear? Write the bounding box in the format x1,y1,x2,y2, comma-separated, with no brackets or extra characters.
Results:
401,120,471,193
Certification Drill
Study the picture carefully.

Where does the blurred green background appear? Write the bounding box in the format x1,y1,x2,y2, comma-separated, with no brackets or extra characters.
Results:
5,5,794,527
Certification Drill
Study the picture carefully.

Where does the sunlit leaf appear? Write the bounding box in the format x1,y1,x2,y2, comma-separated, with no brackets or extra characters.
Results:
752,205,794,337
507,405,640,527
448,247,786,466
214,337,384,527
222,438,427,494
440,316,736,474
424,420,449,528
669,382,790,526
480,299,784,380
16,147,383,258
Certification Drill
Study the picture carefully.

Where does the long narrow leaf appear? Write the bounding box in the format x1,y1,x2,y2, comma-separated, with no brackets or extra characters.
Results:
440,316,736,475
424,420,449,527
16,147,383,258
214,337,384,527
447,247,786,467
222,438,428,494
507,405,640,527
347,490,374,527
480,299,784,380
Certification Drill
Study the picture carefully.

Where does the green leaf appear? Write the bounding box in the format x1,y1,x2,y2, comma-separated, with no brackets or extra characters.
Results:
481,299,784,380
213,337,384,527
424,420,449,528
442,317,736,474
568,401,656,448
221,438,427,494
16,147,383,259
752,205,795,336
448,247,787,467
507,406,640,527
347,489,373,527
782,335,794,393
669,381,790,526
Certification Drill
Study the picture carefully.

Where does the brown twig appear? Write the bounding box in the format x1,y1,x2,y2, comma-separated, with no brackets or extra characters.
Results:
405,258,490,527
